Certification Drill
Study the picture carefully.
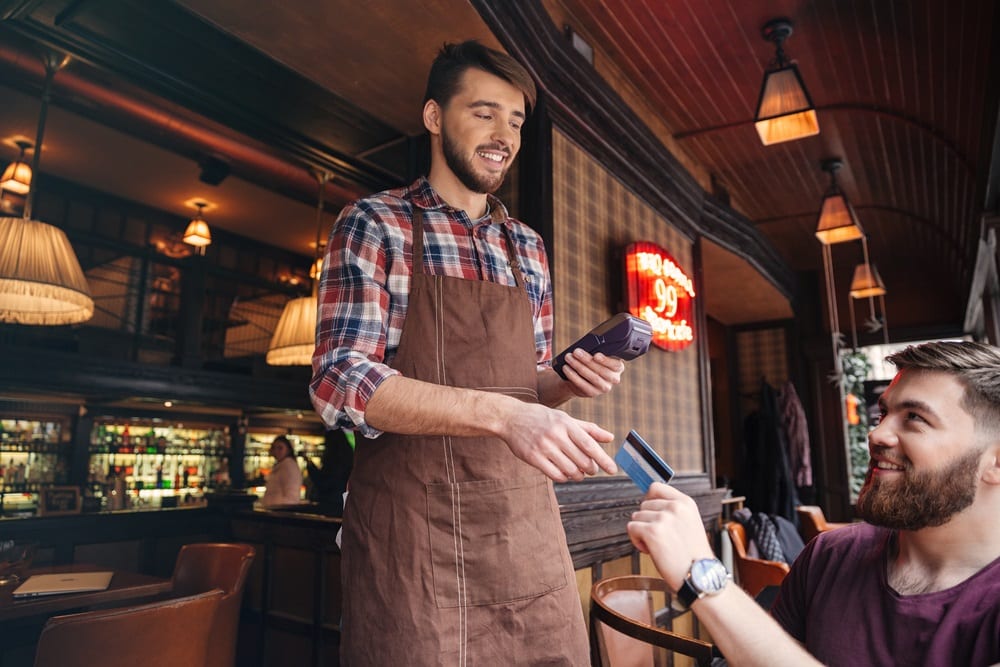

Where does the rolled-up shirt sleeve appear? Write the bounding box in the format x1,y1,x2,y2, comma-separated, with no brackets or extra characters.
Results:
310,201,400,437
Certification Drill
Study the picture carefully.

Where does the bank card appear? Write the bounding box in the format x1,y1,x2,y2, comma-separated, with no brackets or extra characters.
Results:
614,430,674,493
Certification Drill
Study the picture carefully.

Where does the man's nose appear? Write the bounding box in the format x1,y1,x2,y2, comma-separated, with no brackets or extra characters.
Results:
868,417,895,447
491,121,516,146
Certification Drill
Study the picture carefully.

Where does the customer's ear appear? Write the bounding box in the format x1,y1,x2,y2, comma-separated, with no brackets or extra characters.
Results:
982,443,1000,486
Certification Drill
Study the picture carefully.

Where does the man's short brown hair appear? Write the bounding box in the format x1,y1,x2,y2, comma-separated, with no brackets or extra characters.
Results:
886,340,1000,435
423,40,537,112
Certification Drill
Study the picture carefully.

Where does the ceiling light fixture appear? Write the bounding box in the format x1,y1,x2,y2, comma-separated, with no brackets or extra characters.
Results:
754,18,819,146
814,157,862,380
0,140,33,195
0,53,93,326
266,170,331,366
848,263,885,300
183,201,212,254
815,159,863,245
847,236,889,347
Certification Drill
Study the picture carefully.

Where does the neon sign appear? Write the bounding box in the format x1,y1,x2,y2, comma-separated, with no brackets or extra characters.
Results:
624,241,696,351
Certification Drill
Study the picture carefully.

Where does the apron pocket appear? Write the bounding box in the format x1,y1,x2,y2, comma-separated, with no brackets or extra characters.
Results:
426,476,569,608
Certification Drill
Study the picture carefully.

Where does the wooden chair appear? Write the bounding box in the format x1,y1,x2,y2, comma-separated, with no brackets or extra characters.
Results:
33,589,223,667
590,574,716,667
171,542,256,667
796,505,850,543
724,521,789,598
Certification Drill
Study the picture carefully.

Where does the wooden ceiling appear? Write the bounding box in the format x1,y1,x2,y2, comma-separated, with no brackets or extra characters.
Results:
547,0,999,337
1,0,997,338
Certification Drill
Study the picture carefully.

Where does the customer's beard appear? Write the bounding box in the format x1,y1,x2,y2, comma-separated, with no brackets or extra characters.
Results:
442,128,508,195
856,447,981,530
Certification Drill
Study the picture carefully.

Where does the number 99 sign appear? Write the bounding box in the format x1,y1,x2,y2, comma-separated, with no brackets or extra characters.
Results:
624,241,696,351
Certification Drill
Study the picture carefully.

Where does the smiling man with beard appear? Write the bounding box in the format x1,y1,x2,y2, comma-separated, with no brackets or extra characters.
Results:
310,41,627,666
625,340,1000,667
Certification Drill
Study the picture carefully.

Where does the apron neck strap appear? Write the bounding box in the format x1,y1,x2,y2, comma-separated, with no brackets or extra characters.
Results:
412,207,525,289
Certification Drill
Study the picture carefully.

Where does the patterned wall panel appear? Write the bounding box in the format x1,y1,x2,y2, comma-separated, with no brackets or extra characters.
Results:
551,130,703,473
735,328,789,397
734,327,790,439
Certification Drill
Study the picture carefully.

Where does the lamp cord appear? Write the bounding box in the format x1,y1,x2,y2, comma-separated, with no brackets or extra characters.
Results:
23,56,60,221
312,171,331,295
314,173,328,262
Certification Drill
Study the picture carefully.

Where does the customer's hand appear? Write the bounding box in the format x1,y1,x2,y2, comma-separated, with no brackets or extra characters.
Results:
626,483,716,592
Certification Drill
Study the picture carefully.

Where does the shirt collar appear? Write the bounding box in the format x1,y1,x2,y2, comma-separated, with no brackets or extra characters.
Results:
409,177,511,229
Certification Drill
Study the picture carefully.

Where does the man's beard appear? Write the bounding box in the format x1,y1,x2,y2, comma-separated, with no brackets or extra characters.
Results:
856,446,981,530
441,126,508,195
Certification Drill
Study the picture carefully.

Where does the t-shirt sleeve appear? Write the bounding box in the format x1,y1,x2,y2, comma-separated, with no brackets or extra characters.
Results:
770,533,819,642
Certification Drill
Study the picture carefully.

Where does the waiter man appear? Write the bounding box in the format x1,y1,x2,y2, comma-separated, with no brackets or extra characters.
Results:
310,40,624,665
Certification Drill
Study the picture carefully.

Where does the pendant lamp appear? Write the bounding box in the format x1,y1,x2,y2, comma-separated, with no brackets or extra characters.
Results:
0,140,33,195
266,171,330,366
847,236,890,347
0,54,93,325
754,18,819,146
848,263,885,299
815,159,863,245
183,201,212,253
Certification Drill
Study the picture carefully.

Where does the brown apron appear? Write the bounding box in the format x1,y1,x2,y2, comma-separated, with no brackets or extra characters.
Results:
340,209,589,666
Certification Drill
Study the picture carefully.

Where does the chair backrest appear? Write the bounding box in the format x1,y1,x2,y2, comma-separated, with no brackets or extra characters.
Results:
172,542,256,667
725,521,789,598
34,589,223,667
796,505,849,542
590,575,715,667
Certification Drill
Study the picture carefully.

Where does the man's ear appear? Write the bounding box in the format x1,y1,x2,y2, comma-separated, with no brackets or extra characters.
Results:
423,99,441,135
982,443,1000,485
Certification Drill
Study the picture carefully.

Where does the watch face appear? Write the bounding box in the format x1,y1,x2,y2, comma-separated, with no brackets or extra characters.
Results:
690,558,729,594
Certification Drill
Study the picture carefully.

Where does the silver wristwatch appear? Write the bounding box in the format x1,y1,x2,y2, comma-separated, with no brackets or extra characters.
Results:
674,557,731,609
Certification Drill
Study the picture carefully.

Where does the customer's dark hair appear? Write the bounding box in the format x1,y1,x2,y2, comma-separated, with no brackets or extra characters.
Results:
423,40,537,112
886,340,1000,434
273,435,295,457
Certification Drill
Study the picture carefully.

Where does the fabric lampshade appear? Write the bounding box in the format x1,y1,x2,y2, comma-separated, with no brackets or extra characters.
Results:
754,65,819,146
266,295,317,365
183,217,212,247
0,157,32,195
815,192,864,245
0,216,94,325
849,263,886,298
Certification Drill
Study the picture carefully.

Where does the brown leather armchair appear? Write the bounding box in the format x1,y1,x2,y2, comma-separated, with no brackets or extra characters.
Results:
590,574,716,667
171,542,255,667
34,590,223,667
796,505,851,542
725,521,790,598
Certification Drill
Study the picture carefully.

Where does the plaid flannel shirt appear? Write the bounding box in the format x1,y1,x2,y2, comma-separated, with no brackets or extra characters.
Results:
309,177,554,437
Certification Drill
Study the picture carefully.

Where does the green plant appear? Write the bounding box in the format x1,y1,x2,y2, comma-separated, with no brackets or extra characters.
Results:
841,350,873,498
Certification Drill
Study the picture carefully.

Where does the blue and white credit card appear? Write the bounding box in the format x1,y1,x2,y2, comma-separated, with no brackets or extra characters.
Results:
614,430,675,493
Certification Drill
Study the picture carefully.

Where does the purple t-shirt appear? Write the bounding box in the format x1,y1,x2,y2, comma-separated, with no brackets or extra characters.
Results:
771,523,1000,666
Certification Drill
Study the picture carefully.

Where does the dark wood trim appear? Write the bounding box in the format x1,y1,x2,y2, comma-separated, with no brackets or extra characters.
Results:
0,343,312,411
700,197,798,306
0,3,400,192
555,476,723,569
519,94,554,261
693,237,716,485
0,505,227,570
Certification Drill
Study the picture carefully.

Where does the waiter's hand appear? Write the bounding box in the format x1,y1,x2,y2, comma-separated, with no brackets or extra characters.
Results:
502,403,617,482
626,483,716,591
560,350,625,398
